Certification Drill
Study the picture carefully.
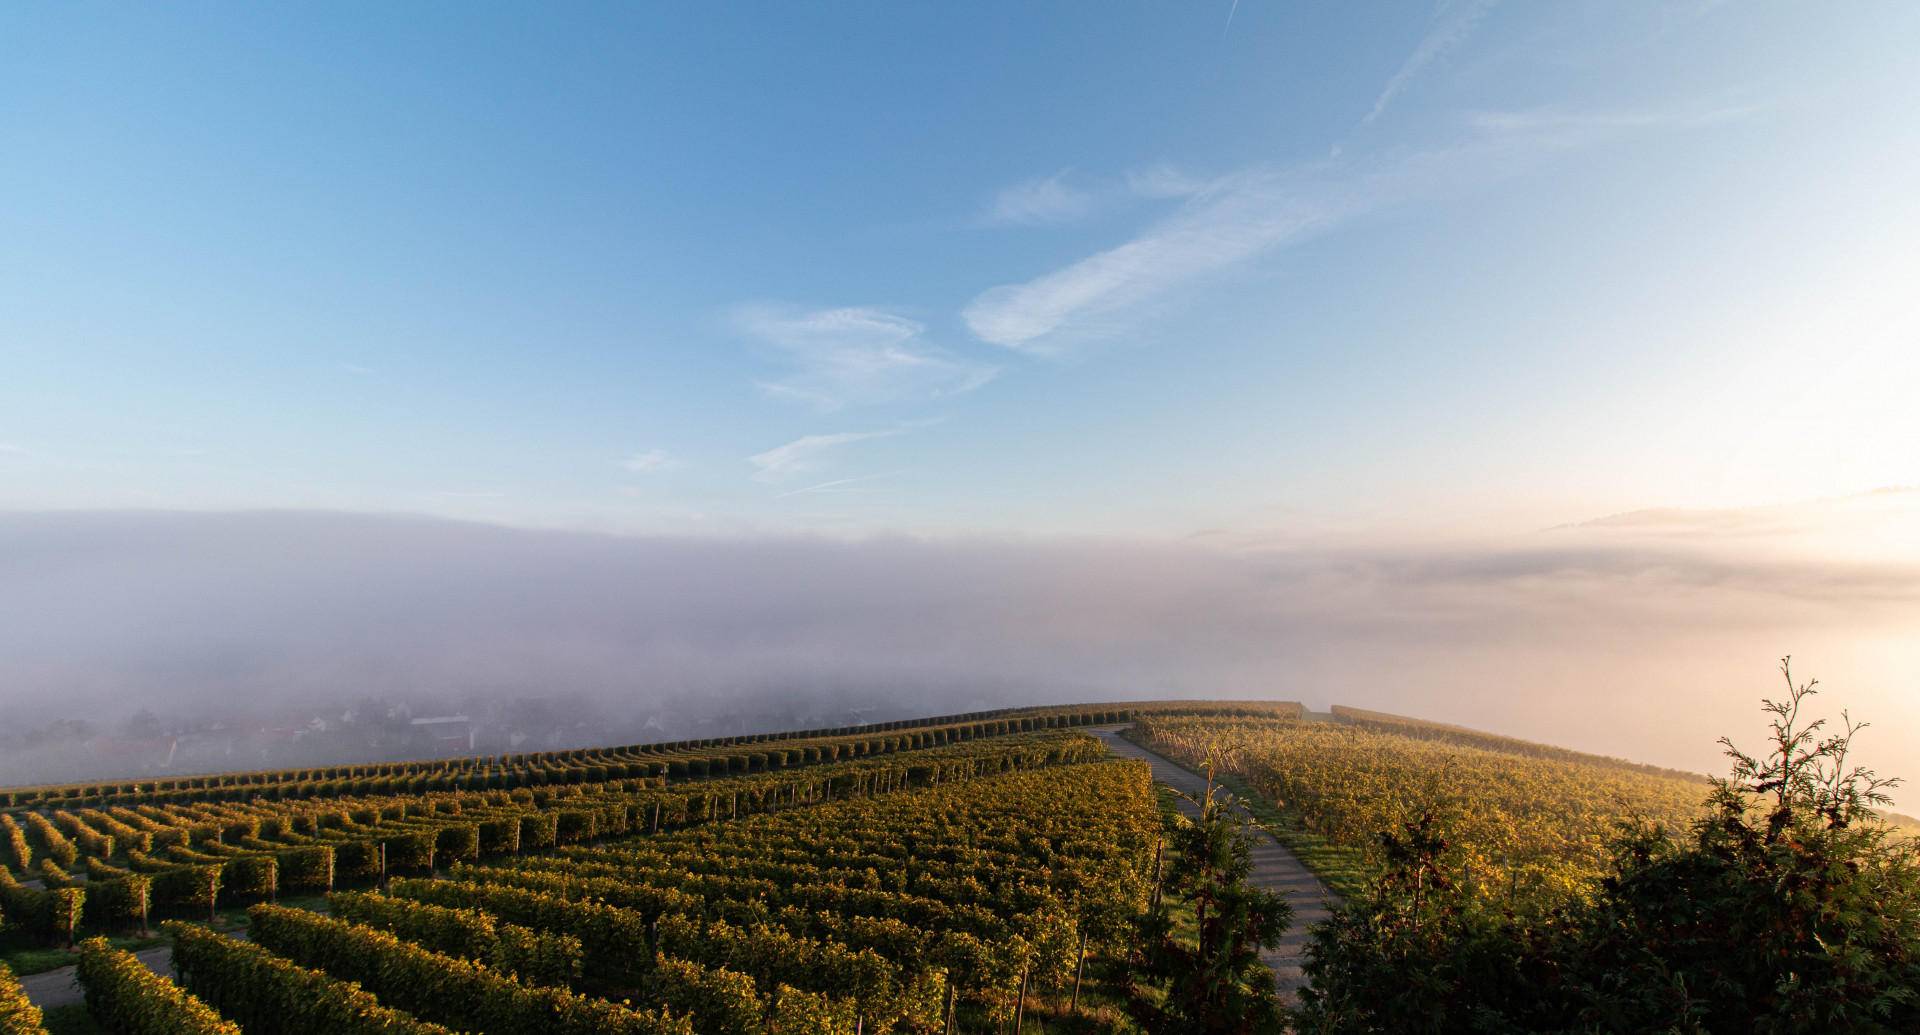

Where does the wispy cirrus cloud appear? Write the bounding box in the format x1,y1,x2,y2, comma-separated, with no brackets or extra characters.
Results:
740,305,997,412
748,428,902,482
622,449,682,473
979,165,1204,228
964,165,1341,352
770,469,911,500
963,102,1750,354
985,172,1098,225
1464,104,1756,138
1125,164,1210,200
1362,0,1502,127
0,444,32,455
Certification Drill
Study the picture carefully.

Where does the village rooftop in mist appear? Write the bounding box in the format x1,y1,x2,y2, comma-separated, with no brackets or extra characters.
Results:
1,4,1916,795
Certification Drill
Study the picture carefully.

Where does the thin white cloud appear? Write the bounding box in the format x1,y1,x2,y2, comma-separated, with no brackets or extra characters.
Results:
770,469,912,500
964,166,1339,352
0,444,31,455
980,166,1204,229
1125,164,1209,200
748,428,900,482
741,305,997,412
1465,103,1757,138
1362,0,1501,127
986,172,1098,225
622,449,681,473
963,103,1750,354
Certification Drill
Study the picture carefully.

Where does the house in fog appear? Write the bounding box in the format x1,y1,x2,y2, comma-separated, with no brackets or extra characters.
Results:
410,715,476,753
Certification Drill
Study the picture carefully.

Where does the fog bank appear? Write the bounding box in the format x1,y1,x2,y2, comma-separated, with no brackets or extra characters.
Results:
2,502,1915,794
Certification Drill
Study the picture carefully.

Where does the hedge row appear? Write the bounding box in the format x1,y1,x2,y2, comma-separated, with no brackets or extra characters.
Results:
0,706,1142,808
245,905,691,1035
164,920,453,1035
326,891,581,987
75,937,239,1035
0,962,45,1035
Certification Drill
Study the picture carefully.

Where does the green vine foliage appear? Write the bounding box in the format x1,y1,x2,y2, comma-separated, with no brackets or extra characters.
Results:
0,816,32,873
50,886,84,948
0,869,56,943
3,728,1147,1032
327,891,582,987
75,937,240,1035
245,904,692,1035
0,961,48,1035
389,877,658,982
639,958,767,1035
2,709,1123,810
1289,799,1569,1034
164,920,453,1035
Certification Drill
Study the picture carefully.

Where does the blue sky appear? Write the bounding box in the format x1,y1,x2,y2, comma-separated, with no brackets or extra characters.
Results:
3,3,1920,785
3,1,1917,538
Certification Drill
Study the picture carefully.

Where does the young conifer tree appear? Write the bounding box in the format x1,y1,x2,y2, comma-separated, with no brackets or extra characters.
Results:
1123,747,1292,1035
1567,658,1920,1031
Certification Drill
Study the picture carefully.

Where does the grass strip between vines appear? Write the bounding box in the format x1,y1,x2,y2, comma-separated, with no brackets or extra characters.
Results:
1128,729,1377,901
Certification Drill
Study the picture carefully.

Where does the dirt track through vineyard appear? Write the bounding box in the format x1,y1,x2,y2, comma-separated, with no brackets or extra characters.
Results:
1092,726,1341,999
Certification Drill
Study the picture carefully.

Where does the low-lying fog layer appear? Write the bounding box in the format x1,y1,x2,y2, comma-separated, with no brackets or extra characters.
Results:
1,498,1915,795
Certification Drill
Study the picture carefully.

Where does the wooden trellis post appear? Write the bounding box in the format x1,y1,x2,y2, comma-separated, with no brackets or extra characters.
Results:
1070,925,1089,1012
1150,839,1165,909
1013,960,1031,1035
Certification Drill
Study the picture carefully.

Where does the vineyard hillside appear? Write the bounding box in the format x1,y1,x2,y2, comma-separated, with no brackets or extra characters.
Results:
1128,714,1710,901
10,695,1894,1033
1,718,1178,1033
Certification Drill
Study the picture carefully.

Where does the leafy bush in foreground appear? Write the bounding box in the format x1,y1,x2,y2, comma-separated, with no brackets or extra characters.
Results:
1294,659,1920,1035
0,962,47,1035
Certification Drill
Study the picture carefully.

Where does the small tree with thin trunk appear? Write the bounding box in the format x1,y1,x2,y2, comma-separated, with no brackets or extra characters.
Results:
190,864,223,924
126,873,152,938
1123,745,1292,1034
52,887,84,950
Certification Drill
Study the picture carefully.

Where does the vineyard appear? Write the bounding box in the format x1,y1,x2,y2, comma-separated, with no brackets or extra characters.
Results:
1128,714,1708,902
5,690,1911,1033
0,707,1156,811
1,718,1168,1034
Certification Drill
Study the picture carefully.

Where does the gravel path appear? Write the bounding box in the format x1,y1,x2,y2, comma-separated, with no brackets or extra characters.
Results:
1092,726,1341,999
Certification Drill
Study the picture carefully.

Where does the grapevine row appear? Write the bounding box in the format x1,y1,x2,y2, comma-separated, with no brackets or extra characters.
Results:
1,706,1158,808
